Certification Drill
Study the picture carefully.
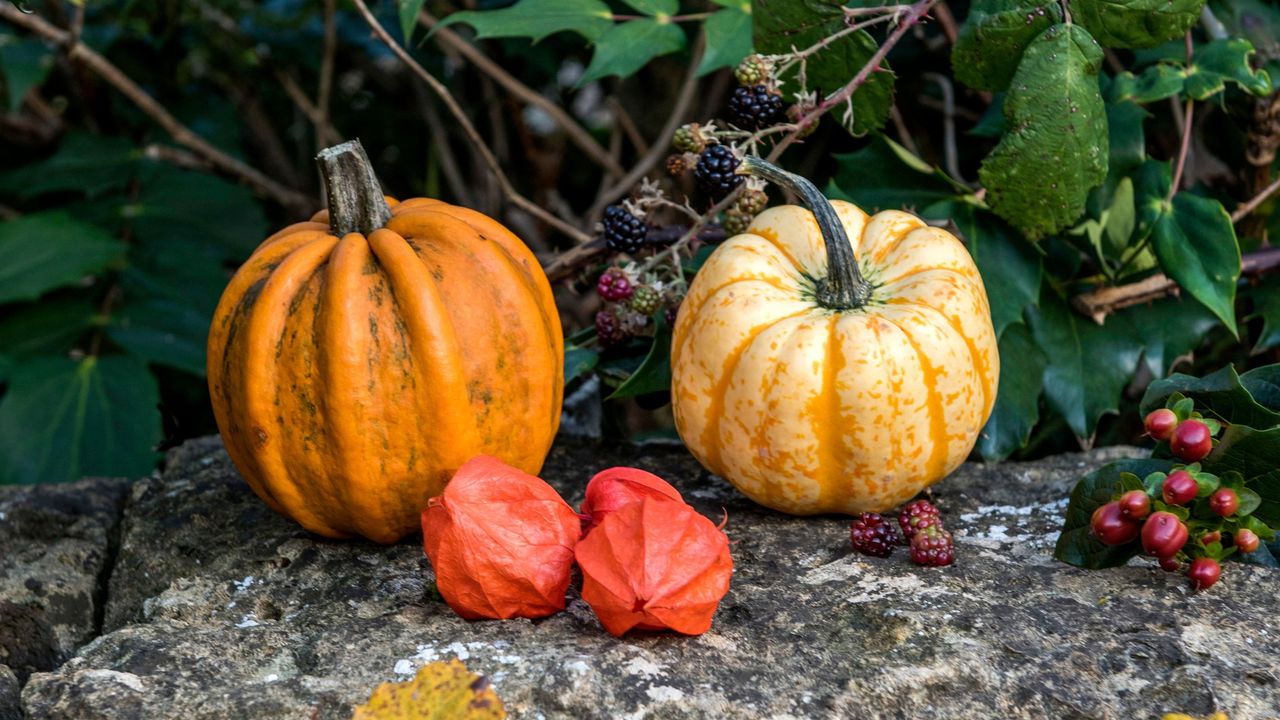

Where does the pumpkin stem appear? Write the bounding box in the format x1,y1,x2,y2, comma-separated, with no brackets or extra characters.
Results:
736,155,871,310
316,140,392,236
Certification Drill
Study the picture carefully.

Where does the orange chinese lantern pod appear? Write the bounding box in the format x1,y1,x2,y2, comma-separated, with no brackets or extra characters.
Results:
579,467,683,532
575,498,733,637
421,456,580,620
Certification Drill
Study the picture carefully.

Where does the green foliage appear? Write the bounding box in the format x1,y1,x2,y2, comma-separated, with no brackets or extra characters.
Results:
606,314,673,399
0,36,55,113
1054,458,1176,568
1072,0,1206,49
979,24,1108,240
976,323,1047,460
698,2,753,76
950,0,1062,91
0,213,126,304
581,19,686,84
1110,39,1272,102
436,0,615,43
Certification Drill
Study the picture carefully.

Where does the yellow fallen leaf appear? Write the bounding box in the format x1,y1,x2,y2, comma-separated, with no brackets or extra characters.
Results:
352,660,505,720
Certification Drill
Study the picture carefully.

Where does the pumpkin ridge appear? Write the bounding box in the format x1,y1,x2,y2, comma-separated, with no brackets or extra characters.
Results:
252,226,330,259
744,229,804,276
818,315,844,510
240,236,345,537
879,314,950,484
741,315,812,505
684,274,799,324
875,262,981,290
883,297,995,417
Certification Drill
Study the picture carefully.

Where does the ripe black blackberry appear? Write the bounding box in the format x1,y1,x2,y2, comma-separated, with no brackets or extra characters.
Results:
694,145,743,198
602,205,646,255
850,513,899,558
909,526,955,566
728,85,784,129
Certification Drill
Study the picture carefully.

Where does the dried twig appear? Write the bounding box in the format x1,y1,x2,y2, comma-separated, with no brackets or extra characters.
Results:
350,0,590,243
1232,173,1280,223
607,97,650,157
0,3,313,213
1168,33,1196,199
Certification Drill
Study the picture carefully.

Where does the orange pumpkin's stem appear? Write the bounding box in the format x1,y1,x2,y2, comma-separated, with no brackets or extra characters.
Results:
316,139,392,236
737,155,871,310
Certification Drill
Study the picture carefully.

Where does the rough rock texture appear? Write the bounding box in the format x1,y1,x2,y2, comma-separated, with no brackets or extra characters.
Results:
0,476,128,694
15,438,1280,719
0,665,19,720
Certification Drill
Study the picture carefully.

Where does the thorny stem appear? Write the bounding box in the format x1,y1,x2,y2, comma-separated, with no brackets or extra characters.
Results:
1168,32,1195,201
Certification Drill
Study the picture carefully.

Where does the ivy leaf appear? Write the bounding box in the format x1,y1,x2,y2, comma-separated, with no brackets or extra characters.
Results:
436,0,614,43
1240,365,1280,412
620,0,677,15
753,0,893,135
697,7,753,76
826,134,969,215
950,0,1062,91
1124,295,1218,379
952,205,1041,337
0,355,161,484
1071,0,1205,49
607,314,672,399
107,297,211,377
352,660,505,720
1134,163,1241,335
1205,425,1280,491
1140,364,1280,428
1185,39,1273,99
1055,458,1176,568
0,36,55,112
979,24,1108,240
0,212,126,304
398,0,426,43
1027,288,1142,438
564,346,599,385
1247,282,1280,351
579,19,685,85
976,323,1047,460
0,296,96,359
0,132,139,199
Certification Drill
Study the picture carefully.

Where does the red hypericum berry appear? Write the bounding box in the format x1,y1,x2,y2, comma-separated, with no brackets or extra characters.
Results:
1119,490,1151,520
1145,408,1179,441
850,513,900,558
1161,470,1198,506
596,269,633,302
1235,529,1261,553
1142,511,1189,558
1200,530,1222,545
909,526,954,566
1188,557,1221,591
1170,420,1213,463
1158,556,1181,572
1091,502,1140,546
898,499,941,541
1208,488,1239,517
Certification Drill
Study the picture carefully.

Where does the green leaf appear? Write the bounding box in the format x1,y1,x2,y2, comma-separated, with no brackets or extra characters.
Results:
620,0,677,15
1207,0,1280,91
1135,164,1240,334
1027,288,1141,438
1109,63,1188,103
0,296,96,358
952,204,1041,337
0,132,139,199
399,0,426,43
753,0,893,135
579,19,685,85
978,24,1108,240
107,297,210,377
697,8,753,76
976,323,1047,460
436,0,614,43
1247,282,1280,351
1185,39,1272,99
950,0,1062,91
1240,365,1280,412
1238,486,1263,517
0,212,126,304
1124,295,1218,378
607,314,672,399
564,346,599,385
969,93,1006,137
1072,0,1205,49
0,355,11,385
1054,457,1176,568
1140,364,1280,428
826,134,969,216
0,36,55,112
0,355,161,484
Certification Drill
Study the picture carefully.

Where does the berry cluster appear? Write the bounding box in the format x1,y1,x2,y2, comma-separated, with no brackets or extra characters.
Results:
850,499,955,566
1089,400,1275,591
594,266,684,349
601,205,648,255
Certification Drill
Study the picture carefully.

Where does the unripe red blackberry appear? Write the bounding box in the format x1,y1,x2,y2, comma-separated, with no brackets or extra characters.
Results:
728,85,784,129
1091,502,1140,546
1208,488,1239,517
596,268,634,302
1141,511,1189,558
1144,408,1178,441
1118,490,1150,520
1187,557,1221,591
629,285,661,316
909,525,955,566
850,513,899,558
734,54,770,86
672,123,706,154
1162,470,1197,506
693,145,743,198
595,309,625,348
1235,529,1260,554
1170,419,1213,463
898,499,941,541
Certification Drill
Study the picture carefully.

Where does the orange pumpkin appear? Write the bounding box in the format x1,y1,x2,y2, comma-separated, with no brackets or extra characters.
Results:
207,141,563,542
672,157,997,515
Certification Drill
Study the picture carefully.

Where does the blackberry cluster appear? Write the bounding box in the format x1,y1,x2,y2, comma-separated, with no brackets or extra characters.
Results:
630,286,661,316
672,123,706,154
595,309,625,348
850,513,899,558
602,205,646,255
898,499,942,542
694,145,743,198
723,187,769,234
734,54,770,86
728,85,784,130
596,268,634,302
909,526,955,567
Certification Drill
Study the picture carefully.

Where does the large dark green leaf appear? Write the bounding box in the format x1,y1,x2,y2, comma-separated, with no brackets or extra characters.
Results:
976,323,1047,460
697,6,753,76
979,24,1108,240
399,0,427,43
0,296,97,358
1240,365,1280,412
1072,0,1205,49
1124,295,1218,379
436,0,615,43
607,315,672,399
0,36,55,112
579,19,686,85
952,205,1041,337
107,297,211,377
0,212,126,304
1027,288,1141,438
1248,281,1280,351
564,346,599,385
826,134,969,216
1140,364,1280,428
129,165,270,258
0,355,161,484
753,0,893,135
1054,458,1176,568
0,132,139,199
950,0,1062,91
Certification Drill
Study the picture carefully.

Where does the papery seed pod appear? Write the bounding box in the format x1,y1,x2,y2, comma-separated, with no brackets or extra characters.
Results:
579,467,683,532
576,498,732,637
421,456,580,620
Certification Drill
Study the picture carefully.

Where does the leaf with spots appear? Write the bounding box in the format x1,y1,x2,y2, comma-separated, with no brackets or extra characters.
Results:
951,0,1062,91
979,24,1108,240
352,659,506,719
1072,0,1205,49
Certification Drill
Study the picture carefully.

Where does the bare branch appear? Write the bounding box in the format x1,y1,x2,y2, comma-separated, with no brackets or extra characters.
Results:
1232,173,1280,224
318,0,337,152
276,70,342,147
